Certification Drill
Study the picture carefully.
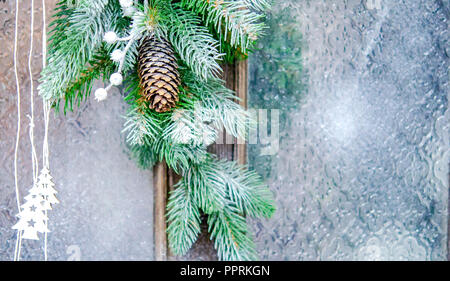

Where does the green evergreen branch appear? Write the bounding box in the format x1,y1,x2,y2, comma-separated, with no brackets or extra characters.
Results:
124,107,162,145
125,110,208,174
166,182,202,256
243,0,272,12
123,71,206,174
180,0,269,53
60,45,115,113
39,0,132,112
156,3,223,81
182,162,227,214
39,0,110,101
123,70,168,144
163,107,218,147
213,28,248,63
162,68,253,147
128,143,158,169
182,69,254,140
212,159,276,218
158,141,209,174
207,204,257,261
167,155,275,260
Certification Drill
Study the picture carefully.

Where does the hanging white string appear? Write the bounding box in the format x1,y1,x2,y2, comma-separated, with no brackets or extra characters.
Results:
13,0,53,261
28,0,39,185
13,0,23,262
42,0,51,261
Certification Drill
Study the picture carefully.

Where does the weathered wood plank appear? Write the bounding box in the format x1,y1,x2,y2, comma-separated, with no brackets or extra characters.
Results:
153,161,168,261
235,59,248,166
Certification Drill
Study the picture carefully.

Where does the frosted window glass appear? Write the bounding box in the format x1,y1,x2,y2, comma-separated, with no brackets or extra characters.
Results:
249,0,449,261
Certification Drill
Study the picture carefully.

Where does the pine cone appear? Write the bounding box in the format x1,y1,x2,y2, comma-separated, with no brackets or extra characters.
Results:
138,36,180,113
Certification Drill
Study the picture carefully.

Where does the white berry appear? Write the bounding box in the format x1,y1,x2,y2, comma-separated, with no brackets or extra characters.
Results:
111,49,124,62
103,31,118,44
110,73,123,86
119,0,133,8
95,88,108,102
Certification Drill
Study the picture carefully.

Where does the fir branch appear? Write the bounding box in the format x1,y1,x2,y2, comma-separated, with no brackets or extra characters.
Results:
158,140,209,174
127,143,158,169
182,70,254,140
193,156,275,218
214,29,248,63
114,8,152,74
39,0,111,101
182,161,227,214
39,0,133,112
198,92,252,141
124,107,208,174
212,159,275,218
119,38,140,74
207,204,257,261
167,155,275,260
123,107,162,145
180,0,269,53
122,69,169,141
157,3,223,81
166,182,201,256
60,45,115,112
243,0,272,12
163,107,217,146
123,71,206,174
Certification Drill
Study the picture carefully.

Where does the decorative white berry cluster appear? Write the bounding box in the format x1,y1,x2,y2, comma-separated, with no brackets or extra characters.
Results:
95,0,140,102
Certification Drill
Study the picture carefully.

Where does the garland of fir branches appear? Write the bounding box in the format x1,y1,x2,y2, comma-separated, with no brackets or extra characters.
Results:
38,0,275,261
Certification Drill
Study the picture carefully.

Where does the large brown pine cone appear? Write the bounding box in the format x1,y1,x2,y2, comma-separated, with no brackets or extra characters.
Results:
138,36,180,113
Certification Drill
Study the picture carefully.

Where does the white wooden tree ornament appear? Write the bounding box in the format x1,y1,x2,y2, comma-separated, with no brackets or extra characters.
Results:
12,168,58,240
